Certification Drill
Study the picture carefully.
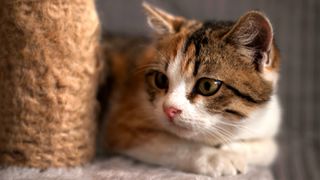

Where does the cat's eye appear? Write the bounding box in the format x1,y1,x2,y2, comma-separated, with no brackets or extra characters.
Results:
195,78,222,96
154,71,168,90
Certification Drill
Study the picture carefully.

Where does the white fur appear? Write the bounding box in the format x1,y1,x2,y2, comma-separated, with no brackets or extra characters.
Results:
236,95,281,140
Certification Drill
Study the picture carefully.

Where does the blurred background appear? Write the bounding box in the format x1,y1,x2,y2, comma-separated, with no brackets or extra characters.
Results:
96,0,320,179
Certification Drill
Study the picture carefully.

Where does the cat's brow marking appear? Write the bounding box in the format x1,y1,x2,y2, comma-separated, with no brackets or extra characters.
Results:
183,23,213,77
193,59,201,76
224,109,247,119
224,84,269,104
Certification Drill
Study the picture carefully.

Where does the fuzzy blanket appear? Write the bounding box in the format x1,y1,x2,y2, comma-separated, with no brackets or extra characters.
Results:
0,156,274,180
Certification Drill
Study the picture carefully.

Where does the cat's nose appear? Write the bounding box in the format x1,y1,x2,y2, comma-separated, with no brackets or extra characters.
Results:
163,106,182,121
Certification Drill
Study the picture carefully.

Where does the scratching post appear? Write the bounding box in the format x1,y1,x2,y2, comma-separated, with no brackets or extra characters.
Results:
0,0,101,167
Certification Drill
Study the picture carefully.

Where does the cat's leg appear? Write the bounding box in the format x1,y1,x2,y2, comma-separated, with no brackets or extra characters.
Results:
220,138,278,166
120,131,248,177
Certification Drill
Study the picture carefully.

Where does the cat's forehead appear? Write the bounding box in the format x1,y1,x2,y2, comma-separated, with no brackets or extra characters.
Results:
155,21,243,78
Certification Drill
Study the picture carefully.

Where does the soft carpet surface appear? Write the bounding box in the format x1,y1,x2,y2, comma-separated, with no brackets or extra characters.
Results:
0,156,274,180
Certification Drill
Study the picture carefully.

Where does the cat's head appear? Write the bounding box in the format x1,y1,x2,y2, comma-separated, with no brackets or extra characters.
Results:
142,3,280,142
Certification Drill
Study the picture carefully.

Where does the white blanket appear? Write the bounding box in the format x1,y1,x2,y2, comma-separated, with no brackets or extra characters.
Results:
0,156,274,180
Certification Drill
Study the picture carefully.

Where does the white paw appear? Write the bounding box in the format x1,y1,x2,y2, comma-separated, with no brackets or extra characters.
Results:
193,150,248,177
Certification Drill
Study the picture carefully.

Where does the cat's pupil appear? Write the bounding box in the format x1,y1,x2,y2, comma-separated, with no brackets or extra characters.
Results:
155,72,168,90
204,81,211,91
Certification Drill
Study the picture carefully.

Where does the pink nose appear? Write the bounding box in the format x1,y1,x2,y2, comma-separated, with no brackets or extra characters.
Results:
163,106,182,121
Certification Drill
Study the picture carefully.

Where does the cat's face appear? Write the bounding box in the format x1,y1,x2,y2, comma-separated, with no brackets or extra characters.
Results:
142,3,280,142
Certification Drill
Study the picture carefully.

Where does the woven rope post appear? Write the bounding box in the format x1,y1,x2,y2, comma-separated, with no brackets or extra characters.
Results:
0,0,101,167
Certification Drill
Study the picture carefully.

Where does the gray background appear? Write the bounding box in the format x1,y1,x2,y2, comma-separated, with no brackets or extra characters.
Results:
96,0,320,179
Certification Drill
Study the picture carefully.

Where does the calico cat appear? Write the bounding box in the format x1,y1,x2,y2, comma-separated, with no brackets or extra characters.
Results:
103,2,281,177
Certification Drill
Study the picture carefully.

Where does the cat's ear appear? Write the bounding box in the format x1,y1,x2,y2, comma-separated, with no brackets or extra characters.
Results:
223,11,274,70
142,2,185,35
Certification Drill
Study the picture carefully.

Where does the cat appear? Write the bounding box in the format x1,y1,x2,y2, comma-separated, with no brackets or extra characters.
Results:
102,2,281,177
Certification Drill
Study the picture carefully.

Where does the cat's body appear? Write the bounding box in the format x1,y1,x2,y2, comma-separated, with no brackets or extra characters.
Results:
103,3,281,177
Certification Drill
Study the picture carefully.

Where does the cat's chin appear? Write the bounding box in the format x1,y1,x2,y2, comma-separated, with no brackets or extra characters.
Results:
162,120,200,138
168,121,192,131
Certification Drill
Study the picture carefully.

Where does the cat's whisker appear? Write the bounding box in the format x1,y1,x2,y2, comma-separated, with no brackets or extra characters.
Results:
166,116,255,141
198,123,234,144
182,120,233,145
205,127,232,145
189,112,258,136
218,121,257,136
211,127,233,144
180,118,209,129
